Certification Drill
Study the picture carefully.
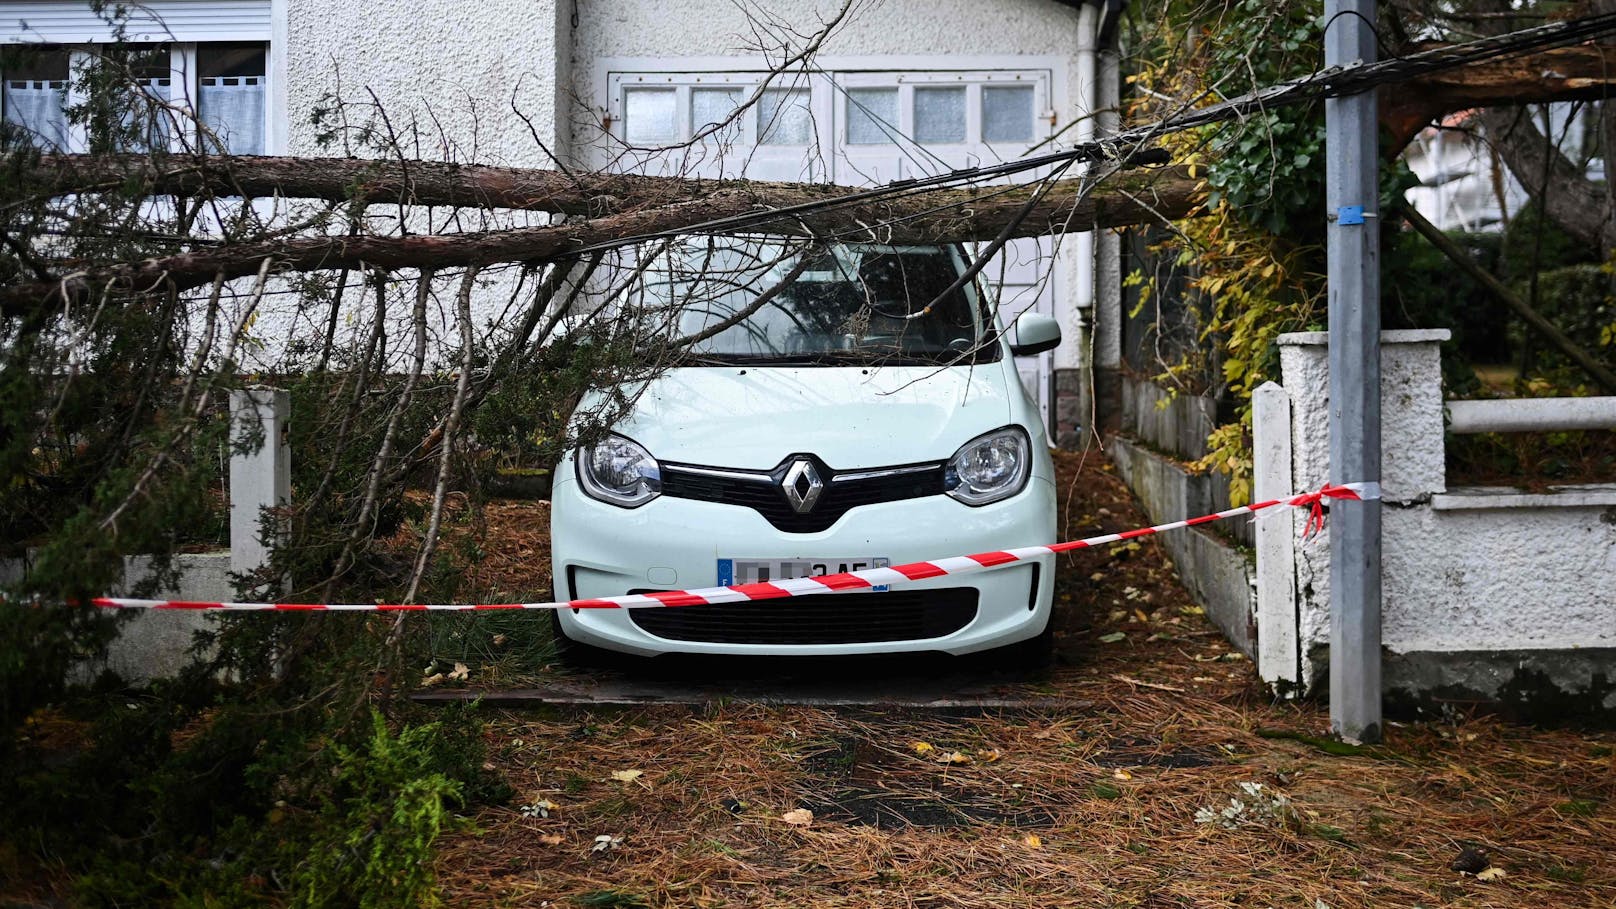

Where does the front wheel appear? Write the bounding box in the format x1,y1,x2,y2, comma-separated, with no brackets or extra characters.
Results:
548,610,619,670
981,619,1055,673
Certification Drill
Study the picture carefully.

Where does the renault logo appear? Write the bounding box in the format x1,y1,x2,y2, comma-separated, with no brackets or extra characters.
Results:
781,459,824,514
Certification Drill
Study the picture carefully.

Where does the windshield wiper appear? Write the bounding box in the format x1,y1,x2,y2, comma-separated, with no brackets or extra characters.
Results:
685,351,987,367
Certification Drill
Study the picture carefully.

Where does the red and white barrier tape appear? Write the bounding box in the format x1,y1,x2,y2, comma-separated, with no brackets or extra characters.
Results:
79,482,1378,613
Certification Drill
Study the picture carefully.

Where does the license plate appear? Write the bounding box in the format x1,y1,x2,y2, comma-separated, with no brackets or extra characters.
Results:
718,557,889,590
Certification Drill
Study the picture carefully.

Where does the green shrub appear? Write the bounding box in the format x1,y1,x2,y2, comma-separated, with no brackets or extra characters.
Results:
288,710,466,909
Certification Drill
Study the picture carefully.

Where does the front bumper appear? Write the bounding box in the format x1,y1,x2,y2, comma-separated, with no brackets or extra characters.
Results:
549,464,1057,657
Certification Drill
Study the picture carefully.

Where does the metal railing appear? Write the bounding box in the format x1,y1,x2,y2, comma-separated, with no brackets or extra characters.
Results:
1446,397,1616,434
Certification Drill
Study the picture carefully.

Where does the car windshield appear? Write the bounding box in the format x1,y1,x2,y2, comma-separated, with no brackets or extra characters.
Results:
635,238,999,366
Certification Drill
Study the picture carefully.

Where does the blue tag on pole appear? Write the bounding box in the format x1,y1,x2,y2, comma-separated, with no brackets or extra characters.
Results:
1337,205,1365,225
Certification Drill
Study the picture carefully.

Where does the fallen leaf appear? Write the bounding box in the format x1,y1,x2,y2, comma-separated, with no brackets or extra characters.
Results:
1475,867,1507,882
492,633,509,647
447,662,470,681
1022,834,1042,849
420,673,445,687
939,751,973,765
610,769,644,783
591,834,622,853
1112,769,1133,781
1098,632,1127,643
977,748,1002,763
781,808,814,826
1089,571,1105,581
538,833,564,846
911,741,935,755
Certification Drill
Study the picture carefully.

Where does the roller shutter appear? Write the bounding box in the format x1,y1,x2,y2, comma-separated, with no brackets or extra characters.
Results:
0,1,272,44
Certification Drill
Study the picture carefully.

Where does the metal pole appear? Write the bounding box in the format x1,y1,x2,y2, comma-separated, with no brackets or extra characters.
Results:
1324,0,1383,743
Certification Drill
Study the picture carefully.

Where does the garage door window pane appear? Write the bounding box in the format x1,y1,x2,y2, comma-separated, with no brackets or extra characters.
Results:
2,48,70,150
758,88,811,145
624,87,678,144
691,87,742,143
982,85,1033,143
913,86,965,144
846,87,897,145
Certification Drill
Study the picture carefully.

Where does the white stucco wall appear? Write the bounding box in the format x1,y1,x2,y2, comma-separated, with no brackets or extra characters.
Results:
227,0,574,370
1272,331,1616,689
283,0,567,164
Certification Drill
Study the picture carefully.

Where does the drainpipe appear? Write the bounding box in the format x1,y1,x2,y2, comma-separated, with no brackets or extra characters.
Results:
1070,0,1098,334
1049,0,1099,445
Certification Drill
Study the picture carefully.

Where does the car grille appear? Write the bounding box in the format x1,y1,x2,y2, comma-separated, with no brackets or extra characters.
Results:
660,456,946,533
628,588,978,645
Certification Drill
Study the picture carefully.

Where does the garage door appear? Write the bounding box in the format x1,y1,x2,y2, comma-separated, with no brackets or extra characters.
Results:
600,67,1060,430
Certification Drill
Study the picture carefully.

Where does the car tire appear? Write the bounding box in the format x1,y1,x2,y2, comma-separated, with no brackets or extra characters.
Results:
989,619,1055,673
548,610,617,670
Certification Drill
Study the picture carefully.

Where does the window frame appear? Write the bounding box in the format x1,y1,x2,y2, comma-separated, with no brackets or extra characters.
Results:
1,39,275,155
598,61,1056,183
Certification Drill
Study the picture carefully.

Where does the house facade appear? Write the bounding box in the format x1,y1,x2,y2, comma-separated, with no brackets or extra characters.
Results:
1,0,1128,446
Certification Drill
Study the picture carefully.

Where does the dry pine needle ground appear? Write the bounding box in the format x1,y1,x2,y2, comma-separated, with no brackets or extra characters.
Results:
433,449,1615,908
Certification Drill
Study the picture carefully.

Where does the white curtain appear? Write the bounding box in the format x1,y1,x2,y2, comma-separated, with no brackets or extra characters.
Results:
115,78,172,152
3,81,68,150
200,76,264,154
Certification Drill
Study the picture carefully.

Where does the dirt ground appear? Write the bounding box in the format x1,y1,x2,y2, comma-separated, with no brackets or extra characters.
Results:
431,448,1616,908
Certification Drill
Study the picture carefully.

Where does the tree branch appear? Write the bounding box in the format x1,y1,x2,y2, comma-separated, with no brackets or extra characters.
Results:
1477,106,1614,253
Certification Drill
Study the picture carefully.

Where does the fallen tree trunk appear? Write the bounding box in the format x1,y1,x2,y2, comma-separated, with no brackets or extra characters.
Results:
0,167,1201,315
25,152,859,218
1379,44,1616,151
16,38,1610,210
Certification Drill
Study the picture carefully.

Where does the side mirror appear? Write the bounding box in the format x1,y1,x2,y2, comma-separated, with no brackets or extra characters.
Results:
1009,312,1061,356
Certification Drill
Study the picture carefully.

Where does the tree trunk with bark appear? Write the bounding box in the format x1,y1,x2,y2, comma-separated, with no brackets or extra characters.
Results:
0,167,1202,315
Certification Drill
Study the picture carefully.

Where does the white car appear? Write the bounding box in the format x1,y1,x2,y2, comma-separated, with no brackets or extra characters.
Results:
549,239,1060,661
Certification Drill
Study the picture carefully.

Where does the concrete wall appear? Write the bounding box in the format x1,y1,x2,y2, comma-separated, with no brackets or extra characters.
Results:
3,552,232,685
1110,437,1258,657
1116,375,1251,547
94,553,234,684
1261,330,1616,719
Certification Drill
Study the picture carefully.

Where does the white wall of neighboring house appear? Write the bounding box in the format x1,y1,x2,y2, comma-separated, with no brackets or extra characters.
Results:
1402,103,1603,233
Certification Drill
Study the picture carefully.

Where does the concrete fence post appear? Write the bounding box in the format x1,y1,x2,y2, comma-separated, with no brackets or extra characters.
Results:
229,387,290,585
1253,381,1300,691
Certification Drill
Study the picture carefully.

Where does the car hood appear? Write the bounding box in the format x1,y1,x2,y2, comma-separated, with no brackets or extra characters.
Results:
592,364,1015,470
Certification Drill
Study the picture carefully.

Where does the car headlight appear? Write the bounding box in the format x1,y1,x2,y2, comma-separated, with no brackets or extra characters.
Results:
945,426,1030,506
577,433,661,508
